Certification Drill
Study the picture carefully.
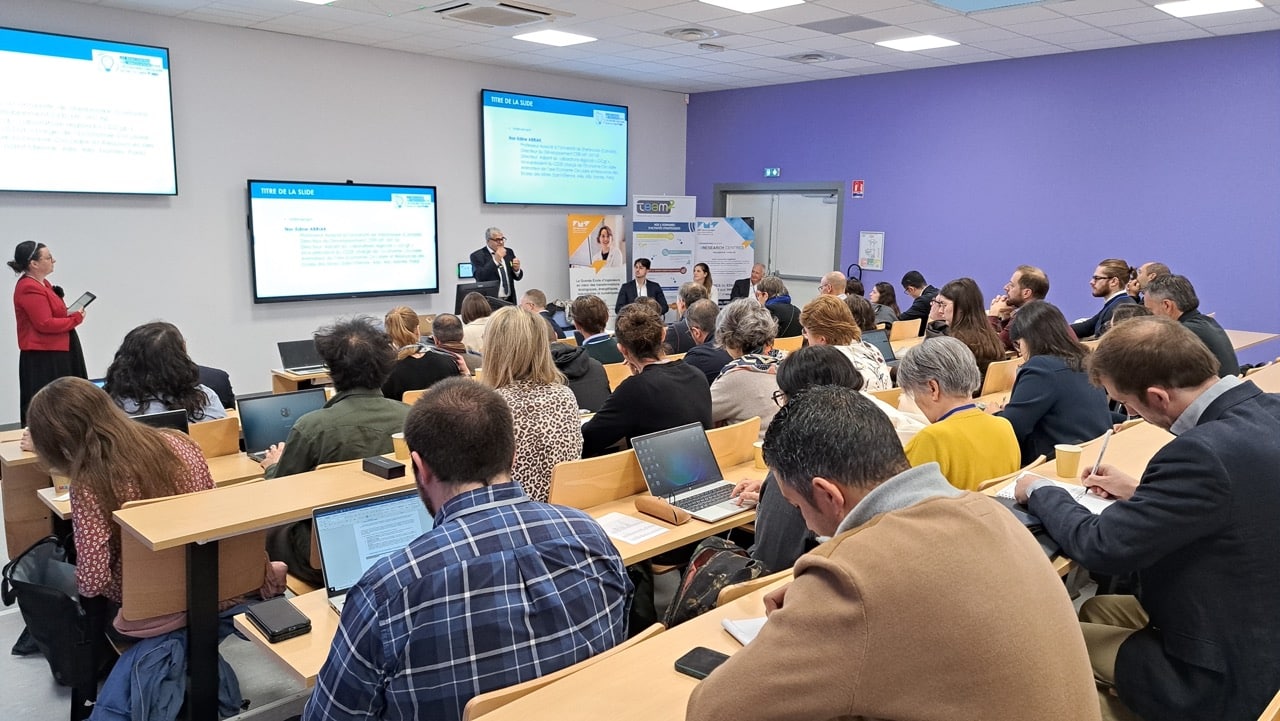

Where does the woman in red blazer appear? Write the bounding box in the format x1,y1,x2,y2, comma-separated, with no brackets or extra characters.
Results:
10,241,88,424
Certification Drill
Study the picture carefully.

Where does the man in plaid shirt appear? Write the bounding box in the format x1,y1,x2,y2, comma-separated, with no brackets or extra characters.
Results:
303,378,632,721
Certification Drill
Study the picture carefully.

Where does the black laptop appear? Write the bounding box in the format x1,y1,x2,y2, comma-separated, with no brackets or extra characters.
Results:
277,339,326,375
236,389,327,462
862,329,898,368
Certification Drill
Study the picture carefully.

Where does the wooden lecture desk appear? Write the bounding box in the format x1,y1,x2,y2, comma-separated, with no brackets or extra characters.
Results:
1246,360,1280,393
1225,329,1280,352
233,460,764,687
271,369,331,394
33,452,265,524
114,458,413,721
0,440,53,557
464,576,792,721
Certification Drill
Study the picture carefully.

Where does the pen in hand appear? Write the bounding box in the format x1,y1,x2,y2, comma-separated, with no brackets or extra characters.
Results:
1087,429,1114,482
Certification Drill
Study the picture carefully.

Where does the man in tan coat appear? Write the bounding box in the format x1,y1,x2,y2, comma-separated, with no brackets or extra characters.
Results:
686,386,1100,721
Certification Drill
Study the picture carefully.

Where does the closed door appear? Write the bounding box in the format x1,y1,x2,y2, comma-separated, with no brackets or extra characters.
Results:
725,189,840,308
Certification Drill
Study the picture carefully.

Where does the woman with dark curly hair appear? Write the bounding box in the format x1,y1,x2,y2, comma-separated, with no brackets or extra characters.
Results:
104,321,226,423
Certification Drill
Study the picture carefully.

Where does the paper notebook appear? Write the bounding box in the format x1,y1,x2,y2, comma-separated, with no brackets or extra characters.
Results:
722,617,767,646
996,473,1116,515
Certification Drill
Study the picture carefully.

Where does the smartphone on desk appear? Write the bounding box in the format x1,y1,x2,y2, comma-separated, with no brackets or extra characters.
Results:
246,597,311,643
674,647,729,680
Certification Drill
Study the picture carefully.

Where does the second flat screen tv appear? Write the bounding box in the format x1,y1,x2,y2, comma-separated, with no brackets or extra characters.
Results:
247,180,440,304
482,90,627,207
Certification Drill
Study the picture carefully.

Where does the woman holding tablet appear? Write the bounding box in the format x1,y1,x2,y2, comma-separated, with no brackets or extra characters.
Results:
9,241,88,424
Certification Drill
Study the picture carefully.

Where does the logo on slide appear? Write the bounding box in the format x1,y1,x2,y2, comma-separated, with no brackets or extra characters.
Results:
635,199,674,214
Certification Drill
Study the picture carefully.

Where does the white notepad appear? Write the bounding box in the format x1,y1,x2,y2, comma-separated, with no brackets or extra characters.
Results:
596,512,668,544
997,473,1116,515
722,617,767,646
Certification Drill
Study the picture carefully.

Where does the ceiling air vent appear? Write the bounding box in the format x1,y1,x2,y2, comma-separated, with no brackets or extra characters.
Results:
430,1,561,28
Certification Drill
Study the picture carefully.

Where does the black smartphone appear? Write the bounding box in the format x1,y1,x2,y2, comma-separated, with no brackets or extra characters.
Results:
674,647,730,680
67,291,96,313
246,597,311,643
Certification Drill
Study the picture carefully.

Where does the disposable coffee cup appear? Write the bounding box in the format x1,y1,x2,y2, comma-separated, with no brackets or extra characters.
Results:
391,432,409,460
753,441,766,470
1054,444,1083,478
52,474,72,495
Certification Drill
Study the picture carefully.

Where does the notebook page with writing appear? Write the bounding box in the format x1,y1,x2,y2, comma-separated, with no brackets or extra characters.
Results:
995,473,1116,515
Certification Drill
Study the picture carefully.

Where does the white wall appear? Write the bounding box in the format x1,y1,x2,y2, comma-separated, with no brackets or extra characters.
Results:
0,0,688,424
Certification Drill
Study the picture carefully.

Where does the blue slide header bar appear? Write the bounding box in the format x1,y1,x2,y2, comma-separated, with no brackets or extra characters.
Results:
249,181,436,202
0,27,169,69
483,90,626,120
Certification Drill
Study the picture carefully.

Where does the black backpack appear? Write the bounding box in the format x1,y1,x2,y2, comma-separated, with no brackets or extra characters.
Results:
2,535,117,716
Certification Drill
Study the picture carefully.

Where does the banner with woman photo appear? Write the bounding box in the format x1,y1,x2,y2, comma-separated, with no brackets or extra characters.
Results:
567,214,625,303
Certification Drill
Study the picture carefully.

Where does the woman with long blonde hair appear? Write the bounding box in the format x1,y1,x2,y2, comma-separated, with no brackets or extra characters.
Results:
482,307,582,501
381,306,462,401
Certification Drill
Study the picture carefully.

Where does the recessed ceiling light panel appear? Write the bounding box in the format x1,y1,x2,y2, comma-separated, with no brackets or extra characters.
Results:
513,29,597,46
876,34,960,51
699,0,805,13
1155,0,1261,17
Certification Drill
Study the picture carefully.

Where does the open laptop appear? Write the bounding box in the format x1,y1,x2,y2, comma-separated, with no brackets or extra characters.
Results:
313,489,434,614
862,328,899,368
277,340,327,375
236,388,327,462
133,409,190,434
631,422,749,523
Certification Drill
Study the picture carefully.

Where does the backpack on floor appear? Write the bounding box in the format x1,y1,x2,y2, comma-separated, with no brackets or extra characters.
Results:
663,536,764,627
1,535,117,688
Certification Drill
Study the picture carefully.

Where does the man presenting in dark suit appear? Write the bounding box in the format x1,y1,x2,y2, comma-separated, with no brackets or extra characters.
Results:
614,258,668,316
1015,317,1280,721
470,227,523,304
729,263,766,301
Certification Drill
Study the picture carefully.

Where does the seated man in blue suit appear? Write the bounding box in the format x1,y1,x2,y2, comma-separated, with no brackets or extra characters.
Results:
1014,317,1280,721
615,258,668,316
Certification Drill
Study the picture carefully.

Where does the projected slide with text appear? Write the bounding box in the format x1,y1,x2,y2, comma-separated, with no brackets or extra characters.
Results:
249,182,440,302
483,90,627,206
0,27,176,194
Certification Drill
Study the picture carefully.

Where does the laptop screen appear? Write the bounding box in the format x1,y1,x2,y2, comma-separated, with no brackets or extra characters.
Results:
278,339,324,369
862,329,896,362
313,490,434,595
236,388,327,454
632,422,724,497
133,409,190,434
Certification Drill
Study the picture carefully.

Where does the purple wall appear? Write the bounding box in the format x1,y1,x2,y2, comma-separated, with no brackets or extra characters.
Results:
686,31,1280,364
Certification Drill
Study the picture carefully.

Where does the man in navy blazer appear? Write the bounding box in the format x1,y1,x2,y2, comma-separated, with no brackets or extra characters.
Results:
470,227,523,304
614,258,668,316
1015,317,1280,721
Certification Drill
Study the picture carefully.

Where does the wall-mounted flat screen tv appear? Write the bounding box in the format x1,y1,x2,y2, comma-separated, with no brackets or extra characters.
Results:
0,26,177,195
482,89,627,206
247,180,440,304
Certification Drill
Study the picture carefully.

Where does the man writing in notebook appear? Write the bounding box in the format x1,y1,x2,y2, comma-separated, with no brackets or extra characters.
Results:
1014,316,1280,721
304,378,631,721
687,386,1099,721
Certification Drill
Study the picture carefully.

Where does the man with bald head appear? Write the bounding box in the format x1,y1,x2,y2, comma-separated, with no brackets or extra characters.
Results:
818,271,847,299
730,263,768,301
1125,261,1169,302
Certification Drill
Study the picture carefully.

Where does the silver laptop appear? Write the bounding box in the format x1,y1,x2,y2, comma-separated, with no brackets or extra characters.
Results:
277,339,327,375
236,389,327,462
312,490,434,614
631,423,748,523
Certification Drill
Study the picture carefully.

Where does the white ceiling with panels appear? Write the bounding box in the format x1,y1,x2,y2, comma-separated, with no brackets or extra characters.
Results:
64,0,1280,91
